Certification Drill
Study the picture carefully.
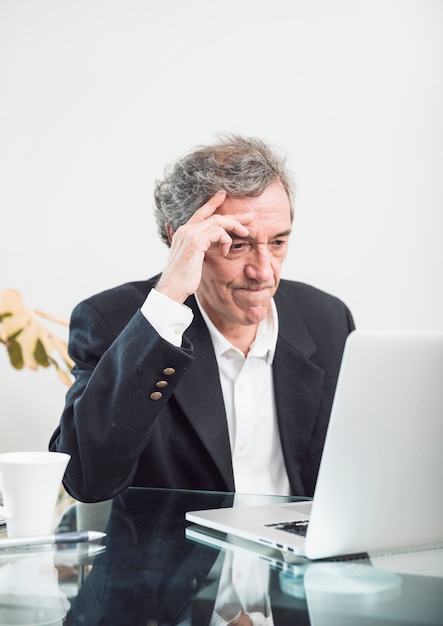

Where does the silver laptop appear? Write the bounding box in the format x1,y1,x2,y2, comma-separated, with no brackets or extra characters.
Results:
186,523,308,572
186,330,443,560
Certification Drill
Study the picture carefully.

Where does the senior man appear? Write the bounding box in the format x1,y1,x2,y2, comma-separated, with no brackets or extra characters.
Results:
50,134,354,502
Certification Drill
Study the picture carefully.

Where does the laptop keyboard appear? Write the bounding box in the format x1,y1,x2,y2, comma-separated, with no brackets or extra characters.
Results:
265,519,309,536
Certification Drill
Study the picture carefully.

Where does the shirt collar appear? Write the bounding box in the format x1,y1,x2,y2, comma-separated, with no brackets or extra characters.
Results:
195,294,278,364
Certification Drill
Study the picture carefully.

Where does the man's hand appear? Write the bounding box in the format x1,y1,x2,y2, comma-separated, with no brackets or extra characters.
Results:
155,191,253,304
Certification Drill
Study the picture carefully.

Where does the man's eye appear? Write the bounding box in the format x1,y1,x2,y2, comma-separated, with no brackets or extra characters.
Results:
271,239,286,248
230,242,249,251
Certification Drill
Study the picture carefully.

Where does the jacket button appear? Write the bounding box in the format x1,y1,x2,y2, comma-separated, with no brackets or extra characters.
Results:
163,367,176,376
149,391,163,401
156,380,168,388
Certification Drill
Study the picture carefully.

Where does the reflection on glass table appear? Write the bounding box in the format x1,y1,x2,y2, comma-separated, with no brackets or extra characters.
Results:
0,488,442,625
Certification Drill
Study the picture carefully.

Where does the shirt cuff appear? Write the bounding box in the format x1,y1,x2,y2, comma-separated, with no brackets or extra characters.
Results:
141,288,194,347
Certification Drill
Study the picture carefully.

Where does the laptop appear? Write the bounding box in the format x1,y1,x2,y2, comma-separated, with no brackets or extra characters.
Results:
186,523,308,572
186,330,443,560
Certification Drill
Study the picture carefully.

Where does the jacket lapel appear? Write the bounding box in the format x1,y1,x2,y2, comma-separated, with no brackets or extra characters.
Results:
173,299,235,491
273,288,325,494
173,290,325,495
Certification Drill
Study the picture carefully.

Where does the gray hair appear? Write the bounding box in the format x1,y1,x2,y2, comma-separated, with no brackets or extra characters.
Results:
154,134,295,246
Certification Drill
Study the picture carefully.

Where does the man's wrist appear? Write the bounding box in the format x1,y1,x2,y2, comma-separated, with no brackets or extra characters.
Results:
141,288,193,347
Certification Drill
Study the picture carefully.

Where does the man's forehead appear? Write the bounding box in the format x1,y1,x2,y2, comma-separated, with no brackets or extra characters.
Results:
215,183,291,216
225,227,292,241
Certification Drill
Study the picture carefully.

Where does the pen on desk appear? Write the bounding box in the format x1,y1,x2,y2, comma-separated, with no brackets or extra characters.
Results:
0,530,106,549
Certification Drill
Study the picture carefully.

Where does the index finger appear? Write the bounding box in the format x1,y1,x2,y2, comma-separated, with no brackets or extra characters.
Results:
188,190,227,223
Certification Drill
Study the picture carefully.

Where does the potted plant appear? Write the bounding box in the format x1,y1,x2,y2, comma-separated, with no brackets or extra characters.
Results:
0,289,73,386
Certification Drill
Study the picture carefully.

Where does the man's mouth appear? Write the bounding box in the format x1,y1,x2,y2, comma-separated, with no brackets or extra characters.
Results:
236,283,275,291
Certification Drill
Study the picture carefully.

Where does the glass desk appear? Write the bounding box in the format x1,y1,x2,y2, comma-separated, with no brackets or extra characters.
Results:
1,487,442,625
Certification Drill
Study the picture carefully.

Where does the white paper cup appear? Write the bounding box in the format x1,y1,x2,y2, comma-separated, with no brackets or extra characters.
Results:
0,451,70,538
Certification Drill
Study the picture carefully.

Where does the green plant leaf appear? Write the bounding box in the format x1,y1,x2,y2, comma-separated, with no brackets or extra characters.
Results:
1,289,74,385
33,338,50,368
7,339,24,369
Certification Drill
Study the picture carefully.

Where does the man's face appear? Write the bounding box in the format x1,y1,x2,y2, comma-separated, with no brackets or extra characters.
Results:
196,181,292,337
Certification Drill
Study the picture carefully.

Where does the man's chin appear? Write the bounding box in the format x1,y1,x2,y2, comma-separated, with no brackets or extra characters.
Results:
240,304,270,326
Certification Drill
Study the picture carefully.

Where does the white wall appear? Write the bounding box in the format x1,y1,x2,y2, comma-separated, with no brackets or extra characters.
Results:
1,0,442,452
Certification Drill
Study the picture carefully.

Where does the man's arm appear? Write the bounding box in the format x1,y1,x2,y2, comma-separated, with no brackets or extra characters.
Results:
49,191,253,502
49,300,194,502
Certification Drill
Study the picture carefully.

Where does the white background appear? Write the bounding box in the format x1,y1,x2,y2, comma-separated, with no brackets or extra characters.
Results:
1,0,442,452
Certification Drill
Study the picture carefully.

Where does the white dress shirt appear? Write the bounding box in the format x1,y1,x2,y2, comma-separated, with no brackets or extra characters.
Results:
141,289,291,496
210,550,274,626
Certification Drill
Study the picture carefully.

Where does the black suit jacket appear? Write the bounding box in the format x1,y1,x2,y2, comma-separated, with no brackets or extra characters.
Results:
49,277,354,502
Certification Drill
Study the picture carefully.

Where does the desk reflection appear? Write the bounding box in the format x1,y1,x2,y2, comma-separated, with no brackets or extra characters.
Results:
0,552,70,625
64,489,443,626
2,489,439,625
71,489,234,625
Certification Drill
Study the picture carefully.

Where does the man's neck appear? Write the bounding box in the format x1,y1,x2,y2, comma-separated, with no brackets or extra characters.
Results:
219,324,258,356
195,294,279,359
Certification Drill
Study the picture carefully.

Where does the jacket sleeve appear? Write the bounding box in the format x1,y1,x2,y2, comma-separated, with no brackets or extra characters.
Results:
49,300,194,502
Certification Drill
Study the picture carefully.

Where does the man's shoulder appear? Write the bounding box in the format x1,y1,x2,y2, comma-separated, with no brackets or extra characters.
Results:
74,276,160,319
276,279,347,307
274,280,354,370
276,279,354,333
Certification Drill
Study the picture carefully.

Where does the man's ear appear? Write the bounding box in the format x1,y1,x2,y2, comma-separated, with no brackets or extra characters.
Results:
165,222,174,244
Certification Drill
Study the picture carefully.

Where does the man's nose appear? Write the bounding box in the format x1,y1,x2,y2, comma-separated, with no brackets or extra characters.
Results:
244,246,273,282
